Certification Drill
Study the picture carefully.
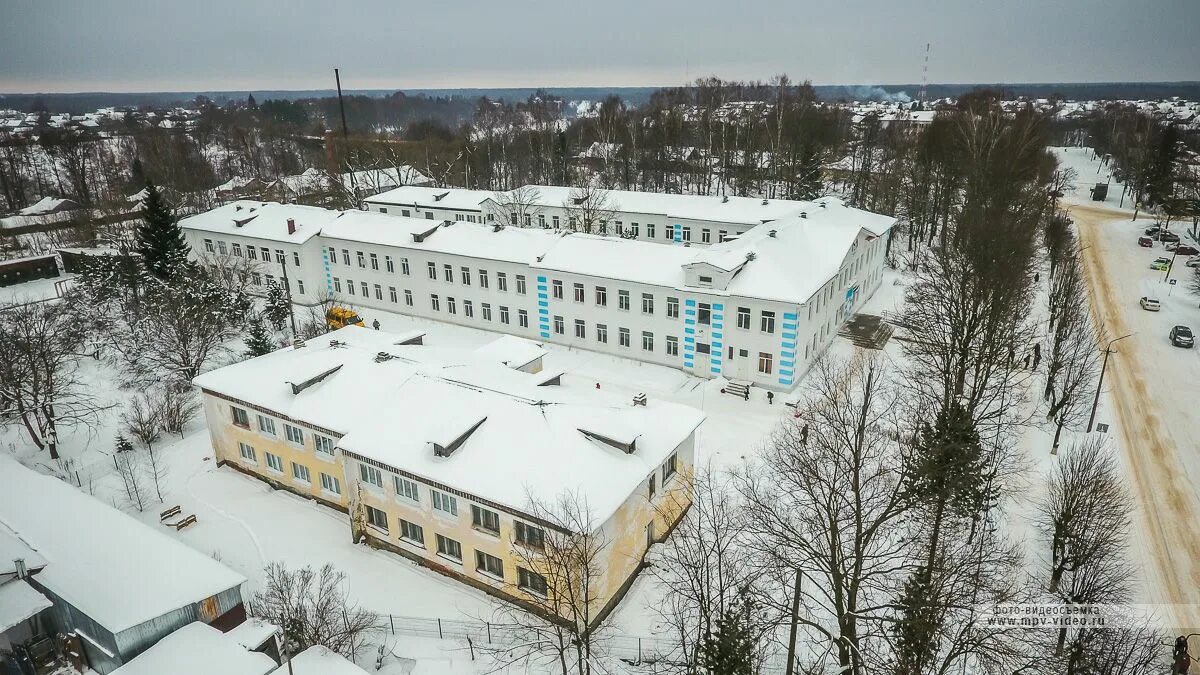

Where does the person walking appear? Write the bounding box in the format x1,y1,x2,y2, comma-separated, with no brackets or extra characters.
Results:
372,319,380,330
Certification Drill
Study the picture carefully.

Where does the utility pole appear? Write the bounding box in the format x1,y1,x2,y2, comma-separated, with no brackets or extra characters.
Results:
784,568,802,675
334,68,359,205
278,255,298,336
1086,332,1134,432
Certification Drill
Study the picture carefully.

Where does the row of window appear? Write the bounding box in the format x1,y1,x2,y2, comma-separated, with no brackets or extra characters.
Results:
203,239,300,267
237,442,342,495
231,406,337,458
499,211,736,244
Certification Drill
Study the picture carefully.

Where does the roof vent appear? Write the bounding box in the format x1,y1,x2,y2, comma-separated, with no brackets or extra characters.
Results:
746,251,757,261
493,224,504,232
287,218,296,235
443,219,453,227
235,204,243,211
722,195,729,203
819,202,827,208
433,191,450,202
374,351,394,363
292,338,306,349
633,392,647,407
286,364,343,395
761,198,768,205
800,212,807,219
328,339,346,348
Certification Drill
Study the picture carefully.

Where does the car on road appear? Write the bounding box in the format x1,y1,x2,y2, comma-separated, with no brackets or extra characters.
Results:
1175,244,1199,256
1166,240,1180,251
1151,257,1172,271
1140,296,1162,311
1160,231,1181,243
1138,236,1154,247
1169,325,1194,348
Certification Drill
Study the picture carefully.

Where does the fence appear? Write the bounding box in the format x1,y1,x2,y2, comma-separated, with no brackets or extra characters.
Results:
55,452,118,491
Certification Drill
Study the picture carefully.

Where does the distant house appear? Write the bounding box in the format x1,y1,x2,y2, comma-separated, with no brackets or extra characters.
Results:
17,196,82,217
0,457,248,674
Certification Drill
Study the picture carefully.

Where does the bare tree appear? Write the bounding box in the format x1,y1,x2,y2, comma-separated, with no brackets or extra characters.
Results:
483,491,608,675
250,563,382,660
563,183,617,235
154,382,200,438
487,185,544,228
1043,255,1101,452
737,354,910,675
114,435,151,512
123,393,162,454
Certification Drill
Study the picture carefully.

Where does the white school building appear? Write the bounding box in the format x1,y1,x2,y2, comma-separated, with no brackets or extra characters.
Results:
181,194,895,391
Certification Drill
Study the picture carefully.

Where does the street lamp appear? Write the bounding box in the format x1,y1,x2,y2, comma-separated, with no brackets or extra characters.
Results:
1086,332,1135,433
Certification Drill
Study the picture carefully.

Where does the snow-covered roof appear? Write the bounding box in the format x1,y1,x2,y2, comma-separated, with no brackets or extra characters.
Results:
499,185,815,226
193,328,704,523
472,334,547,370
273,646,370,675
227,617,279,650
0,522,47,575
340,167,432,193
0,579,51,633
110,622,276,675
180,201,338,245
364,185,490,212
0,457,246,634
18,196,79,216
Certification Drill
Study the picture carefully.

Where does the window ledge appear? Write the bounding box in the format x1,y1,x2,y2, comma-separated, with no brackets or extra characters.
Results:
314,452,337,464
472,526,501,539
366,524,389,537
476,570,504,584
321,489,342,500
400,538,426,549
437,553,464,566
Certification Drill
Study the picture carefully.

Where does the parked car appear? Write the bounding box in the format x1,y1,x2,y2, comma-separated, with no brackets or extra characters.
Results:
1140,296,1162,311
1186,256,1200,268
1138,236,1154,247
1165,240,1180,251
1160,231,1181,243
1175,244,1199,256
1145,226,1162,236
1151,257,1172,271
1169,325,1194,348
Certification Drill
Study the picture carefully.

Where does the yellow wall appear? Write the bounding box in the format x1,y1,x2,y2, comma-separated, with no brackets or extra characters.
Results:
200,393,349,510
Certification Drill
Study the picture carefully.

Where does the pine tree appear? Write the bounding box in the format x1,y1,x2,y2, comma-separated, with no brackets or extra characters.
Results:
263,281,291,331
244,316,276,358
114,434,134,454
699,594,756,675
892,571,942,675
794,142,824,200
136,181,190,281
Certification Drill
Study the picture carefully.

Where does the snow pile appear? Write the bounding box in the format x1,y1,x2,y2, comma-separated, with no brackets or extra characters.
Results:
275,646,371,675
0,580,52,633
109,621,276,675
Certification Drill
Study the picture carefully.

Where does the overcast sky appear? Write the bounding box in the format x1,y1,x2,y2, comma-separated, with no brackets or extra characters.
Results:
2,0,1198,94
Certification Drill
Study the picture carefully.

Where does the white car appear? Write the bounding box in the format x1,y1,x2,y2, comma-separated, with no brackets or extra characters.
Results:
1186,256,1200,268
1140,296,1161,311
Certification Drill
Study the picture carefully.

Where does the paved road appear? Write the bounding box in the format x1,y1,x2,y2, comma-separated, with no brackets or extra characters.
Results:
1069,203,1200,632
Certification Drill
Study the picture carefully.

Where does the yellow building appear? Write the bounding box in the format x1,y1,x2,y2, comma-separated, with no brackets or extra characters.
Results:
193,326,703,624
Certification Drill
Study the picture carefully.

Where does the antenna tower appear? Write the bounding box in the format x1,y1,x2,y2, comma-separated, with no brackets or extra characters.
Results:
918,43,930,106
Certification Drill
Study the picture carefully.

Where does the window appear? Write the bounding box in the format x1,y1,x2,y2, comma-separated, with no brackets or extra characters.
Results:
374,284,382,300
518,309,529,328
238,442,256,462
698,275,713,287
464,300,474,318
379,207,388,214
265,452,283,473
573,283,584,302
346,279,355,296
257,415,276,436
266,247,275,263
642,293,654,314
472,505,501,534
647,223,656,238
360,281,368,297
642,331,654,351
761,311,776,333
663,453,678,481
231,242,242,257
630,222,639,237
217,240,228,255
447,297,457,314
666,335,679,356
401,257,410,275
357,251,365,268
297,280,305,295
252,272,262,286
385,255,394,273
719,230,727,242
666,224,674,240
514,522,545,549
292,462,310,483
518,567,548,596
369,253,379,270
333,277,341,293
443,264,453,282
475,551,503,578
737,307,751,330
479,269,489,288
427,261,437,279
248,247,258,261
436,534,463,561
552,279,563,300
314,434,335,457
204,239,214,253
596,324,608,343
568,319,583,339
395,476,420,502
432,490,458,516
702,229,711,244
618,290,630,311
284,424,304,445
328,247,336,264
366,505,388,533
500,306,510,324
619,327,630,347
696,342,711,354
389,286,398,303
759,352,774,374
649,472,656,498
666,297,679,319
231,406,250,427
596,287,607,306
461,266,471,285
360,464,383,488
482,303,492,321
516,275,527,295
552,215,560,229
497,272,508,292
698,303,711,325
399,519,425,546
553,315,564,334
431,294,440,311
320,472,341,495
273,249,284,265
404,290,413,306
682,226,692,241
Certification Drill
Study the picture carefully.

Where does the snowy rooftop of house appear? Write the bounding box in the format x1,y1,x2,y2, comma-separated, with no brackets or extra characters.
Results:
18,196,78,216
227,618,280,651
320,197,895,305
0,580,52,633
110,622,276,675
271,646,370,675
0,522,47,575
0,456,246,634
515,185,814,225
472,334,547,370
180,201,340,244
364,185,490,211
193,327,705,523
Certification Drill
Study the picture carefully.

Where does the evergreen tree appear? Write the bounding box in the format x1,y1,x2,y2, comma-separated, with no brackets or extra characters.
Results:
699,594,756,675
263,281,291,331
130,157,147,191
1145,123,1178,207
794,142,824,200
892,570,942,675
244,316,276,358
114,433,134,454
136,181,190,281
247,93,258,109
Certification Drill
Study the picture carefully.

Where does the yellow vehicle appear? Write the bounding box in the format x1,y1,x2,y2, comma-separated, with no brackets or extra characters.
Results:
325,306,365,330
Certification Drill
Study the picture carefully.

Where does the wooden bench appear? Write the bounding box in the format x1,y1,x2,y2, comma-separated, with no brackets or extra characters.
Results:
174,514,197,531
160,505,181,522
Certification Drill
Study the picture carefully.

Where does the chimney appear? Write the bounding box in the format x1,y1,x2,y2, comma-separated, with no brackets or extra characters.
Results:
633,392,647,407
722,195,729,203
292,337,306,349
14,558,28,579
761,198,768,205
768,229,777,238
800,212,807,219
287,218,296,235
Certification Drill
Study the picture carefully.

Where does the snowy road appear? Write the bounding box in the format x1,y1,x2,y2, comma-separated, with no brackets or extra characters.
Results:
1070,202,1200,631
